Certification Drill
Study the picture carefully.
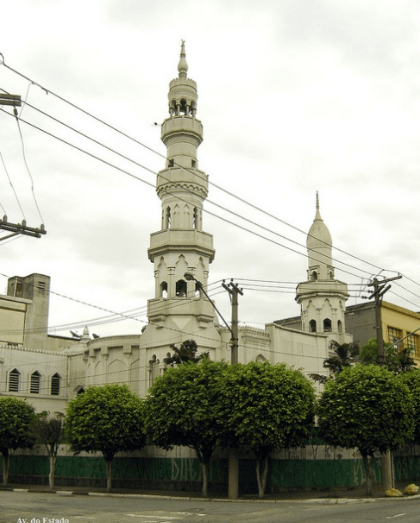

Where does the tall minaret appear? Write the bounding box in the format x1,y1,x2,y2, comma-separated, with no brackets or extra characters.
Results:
144,42,219,348
296,194,349,338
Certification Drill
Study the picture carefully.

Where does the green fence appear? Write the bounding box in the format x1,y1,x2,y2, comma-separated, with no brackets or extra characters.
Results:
3,449,420,494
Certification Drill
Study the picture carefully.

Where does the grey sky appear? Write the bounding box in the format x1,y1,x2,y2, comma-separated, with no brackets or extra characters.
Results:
0,0,419,337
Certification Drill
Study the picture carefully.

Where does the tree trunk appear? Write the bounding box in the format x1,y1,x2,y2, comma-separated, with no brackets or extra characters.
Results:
361,452,373,496
200,462,209,498
256,457,269,498
105,458,113,493
49,454,57,490
2,451,10,487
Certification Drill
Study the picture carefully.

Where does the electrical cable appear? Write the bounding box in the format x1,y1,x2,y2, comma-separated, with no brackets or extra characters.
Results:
0,58,396,278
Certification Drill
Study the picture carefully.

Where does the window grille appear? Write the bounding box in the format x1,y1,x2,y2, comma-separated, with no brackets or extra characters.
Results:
51,373,60,396
30,371,41,394
8,368,20,392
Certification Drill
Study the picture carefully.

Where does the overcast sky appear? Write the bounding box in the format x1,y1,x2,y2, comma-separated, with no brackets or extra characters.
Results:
0,0,419,340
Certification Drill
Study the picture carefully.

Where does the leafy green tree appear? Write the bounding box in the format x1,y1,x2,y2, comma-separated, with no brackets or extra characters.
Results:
0,397,36,486
217,361,316,498
163,339,208,366
318,365,414,495
143,358,228,497
33,411,64,489
398,370,420,445
360,338,416,373
65,384,145,492
310,341,359,384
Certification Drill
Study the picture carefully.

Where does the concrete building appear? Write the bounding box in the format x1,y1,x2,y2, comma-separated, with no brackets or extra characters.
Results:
1,44,357,410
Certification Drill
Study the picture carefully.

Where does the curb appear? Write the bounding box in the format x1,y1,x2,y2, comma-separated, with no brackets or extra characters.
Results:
9,488,420,504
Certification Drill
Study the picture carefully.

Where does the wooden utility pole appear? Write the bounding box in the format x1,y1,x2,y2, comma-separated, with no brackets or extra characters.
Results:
367,274,402,491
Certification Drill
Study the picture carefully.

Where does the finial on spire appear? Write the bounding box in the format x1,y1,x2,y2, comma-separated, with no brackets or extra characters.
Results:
316,191,319,210
178,40,188,79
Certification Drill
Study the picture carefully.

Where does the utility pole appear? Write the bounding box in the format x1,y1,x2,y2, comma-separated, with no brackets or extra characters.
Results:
367,275,402,365
222,279,243,365
0,93,47,240
221,279,243,500
367,274,402,492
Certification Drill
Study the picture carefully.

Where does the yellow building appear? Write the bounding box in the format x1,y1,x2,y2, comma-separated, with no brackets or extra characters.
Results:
345,301,420,366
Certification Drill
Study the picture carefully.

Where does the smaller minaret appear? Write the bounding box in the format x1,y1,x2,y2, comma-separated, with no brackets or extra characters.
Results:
296,194,349,338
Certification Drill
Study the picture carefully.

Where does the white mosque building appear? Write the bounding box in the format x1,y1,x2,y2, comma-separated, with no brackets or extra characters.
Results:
0,44,352,411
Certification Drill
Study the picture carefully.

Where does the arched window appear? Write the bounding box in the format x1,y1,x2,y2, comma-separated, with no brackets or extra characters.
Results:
193,207,198,229
8,368,20,392
337,320,343,333
51,373,61,396
165,207,171,229
311,271,318,281
309,320,317,333
30,371,41,394
161,281,168,299
323,318,332,332
195,282,201,298
176,279,187,297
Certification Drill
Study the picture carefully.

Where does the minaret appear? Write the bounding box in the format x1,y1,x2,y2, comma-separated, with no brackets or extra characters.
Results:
144,42,219,344
296,194,349,338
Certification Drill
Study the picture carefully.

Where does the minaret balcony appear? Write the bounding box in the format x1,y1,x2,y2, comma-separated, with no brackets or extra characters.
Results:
148,229,215,262
161,116,203,144
147,296,216,325
296,280,349,303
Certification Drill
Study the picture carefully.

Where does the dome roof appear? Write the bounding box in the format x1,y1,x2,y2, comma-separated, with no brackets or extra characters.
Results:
307,206,332,252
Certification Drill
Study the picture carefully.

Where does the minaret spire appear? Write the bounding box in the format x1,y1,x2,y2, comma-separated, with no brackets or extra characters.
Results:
178,40,188,80
295,195,349,337
147,43,216,328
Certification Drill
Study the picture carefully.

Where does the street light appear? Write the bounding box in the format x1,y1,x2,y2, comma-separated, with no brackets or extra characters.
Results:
184,272,234,339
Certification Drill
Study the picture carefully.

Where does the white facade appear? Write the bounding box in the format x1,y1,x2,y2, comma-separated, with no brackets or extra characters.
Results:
0,45,354,410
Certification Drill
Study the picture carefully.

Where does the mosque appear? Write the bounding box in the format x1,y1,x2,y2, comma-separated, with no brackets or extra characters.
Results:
0,44,353,411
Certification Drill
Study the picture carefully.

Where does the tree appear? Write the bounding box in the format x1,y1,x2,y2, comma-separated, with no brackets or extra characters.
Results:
33,411,64,489
65,384,145,492
398,370,420,445
310,341,359,384
360,338,416,373
143,358,228,497
317,365,414,495
0,397,36,486
163,339,208,366
217,361,316,498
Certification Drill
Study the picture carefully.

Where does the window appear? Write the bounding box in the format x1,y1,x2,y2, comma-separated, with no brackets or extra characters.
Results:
160,281,168,299
8,368,20,392
309,320,317,333
388,326,403,344
311,271,317,281
168,159,174,167
191,160,196,168
176,279,187,297
165,207,171,229
51,373,61,396
30,371,41,394
406,333,420,357
323,318,332,332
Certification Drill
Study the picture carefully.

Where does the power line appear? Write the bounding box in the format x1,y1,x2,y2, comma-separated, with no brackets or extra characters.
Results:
0,59,397,279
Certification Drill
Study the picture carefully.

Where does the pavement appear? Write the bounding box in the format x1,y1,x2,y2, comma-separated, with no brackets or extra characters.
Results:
2,481,420,504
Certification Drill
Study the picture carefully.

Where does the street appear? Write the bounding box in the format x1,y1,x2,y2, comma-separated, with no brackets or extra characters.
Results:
1,491,420,523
